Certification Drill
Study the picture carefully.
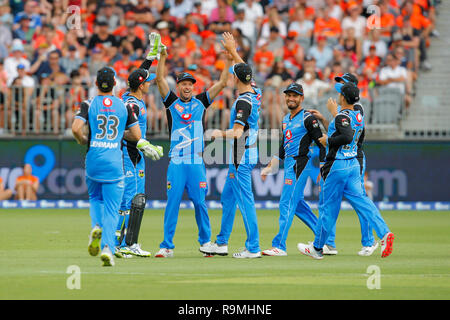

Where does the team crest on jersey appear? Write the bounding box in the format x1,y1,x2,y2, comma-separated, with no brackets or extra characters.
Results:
341,118,350,127
229,173,235,179
356,113,363,123
285,130,293,140
140,107,146,115
138,170,144,178
175,104,184,113
199,182,207,188
312,119,319,128
285,179,293,185
103,97,113,107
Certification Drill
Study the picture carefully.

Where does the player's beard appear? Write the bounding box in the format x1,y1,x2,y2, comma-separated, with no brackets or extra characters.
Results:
287,101,300,110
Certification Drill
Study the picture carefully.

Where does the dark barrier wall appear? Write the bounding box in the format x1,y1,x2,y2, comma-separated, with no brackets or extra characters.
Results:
0,140,448,201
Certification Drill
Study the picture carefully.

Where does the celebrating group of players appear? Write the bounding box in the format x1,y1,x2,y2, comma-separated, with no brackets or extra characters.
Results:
72,31,394,267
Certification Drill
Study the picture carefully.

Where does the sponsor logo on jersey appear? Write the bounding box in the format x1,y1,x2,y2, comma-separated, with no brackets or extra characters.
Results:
229,173,235,179
312,119,319,128
199,182,207,188
356,112,362,123
103,97,113,107
167,181,171,190
174,104,184,113
285,179,293,185
181,113,192,121
282,123,287,130
285,130,292,140
138,170,144,178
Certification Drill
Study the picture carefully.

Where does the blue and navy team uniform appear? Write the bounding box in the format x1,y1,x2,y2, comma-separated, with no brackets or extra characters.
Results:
75,95,139,253
115,91,147,248
160,90,213,249
326,103,375,248
313,108,390,249
271,110,335,251
216,87,262,254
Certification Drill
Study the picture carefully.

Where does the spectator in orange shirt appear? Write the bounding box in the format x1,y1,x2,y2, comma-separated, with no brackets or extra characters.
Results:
15,164,39,200
253,41,274,77
362,45,381,73
378,0,396,40
283,32,304,69
0,176,13,200
113,48,139,81
314,7,342,40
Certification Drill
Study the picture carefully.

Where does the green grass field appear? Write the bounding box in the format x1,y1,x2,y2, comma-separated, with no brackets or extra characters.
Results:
0,209,449,300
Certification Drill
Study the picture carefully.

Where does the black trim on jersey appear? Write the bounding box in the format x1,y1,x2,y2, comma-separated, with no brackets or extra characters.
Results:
354,103,365,160
166,108,173,142
304,113,326,162
293,156,309,179
196,92,212,109
125,103,140,128
321,160,334,181
278,133,285,160
163,91,178,109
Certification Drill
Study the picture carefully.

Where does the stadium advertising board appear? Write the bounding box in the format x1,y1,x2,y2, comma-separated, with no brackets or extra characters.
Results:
0,140,448,202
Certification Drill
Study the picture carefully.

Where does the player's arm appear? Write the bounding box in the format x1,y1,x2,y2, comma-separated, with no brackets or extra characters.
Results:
155,44,170,99
308,109,329,131
211,98,251,140
221,32,245,64
139,32,161,71
124,103,141,142
305,115,326,163
261,133,284,181
72,101,89,145
326,114,354,148
207,50,233,101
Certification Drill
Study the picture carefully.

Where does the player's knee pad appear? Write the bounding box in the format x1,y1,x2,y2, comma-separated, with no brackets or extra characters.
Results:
125,194,146,246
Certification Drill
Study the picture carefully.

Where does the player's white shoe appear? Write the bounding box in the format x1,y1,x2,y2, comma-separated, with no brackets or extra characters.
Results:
154,248,174,258
232,248,261,259
88,226,102,257
200,242,228,256
100,246,115,267
322,244,338,255
261,247,287,256
199,241,215,256
297,243,323,260
121,244,151,257
380,232,395,258
358,242,379,256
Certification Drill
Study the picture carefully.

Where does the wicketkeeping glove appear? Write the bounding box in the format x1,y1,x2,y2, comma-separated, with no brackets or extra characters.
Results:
137,139,164,161
146,32,161,60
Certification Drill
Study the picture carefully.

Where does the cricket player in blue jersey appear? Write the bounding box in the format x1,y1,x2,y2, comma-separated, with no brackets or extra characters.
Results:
309,73,378,256
72,67,142,266
297,83,394,260
153,33,233,258
259,83,336,256
115,33,164,258
202,32,262,259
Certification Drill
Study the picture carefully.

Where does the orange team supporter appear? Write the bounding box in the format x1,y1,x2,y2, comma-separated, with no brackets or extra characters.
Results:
32,29,65,50
112,25,146,41
396,4,431,30
364,56,381,73
314,16,342,38
380,11,396,37
16,174,39,186
283,42,302,68
253,48,274,69
114,59,140,80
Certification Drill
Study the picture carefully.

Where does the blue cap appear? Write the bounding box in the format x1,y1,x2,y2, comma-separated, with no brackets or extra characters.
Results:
283,83,304,96
176,72,196,84
17,64,25,70
334,73,358,85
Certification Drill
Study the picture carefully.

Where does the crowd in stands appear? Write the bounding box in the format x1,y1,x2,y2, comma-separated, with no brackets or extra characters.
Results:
0,0,440,135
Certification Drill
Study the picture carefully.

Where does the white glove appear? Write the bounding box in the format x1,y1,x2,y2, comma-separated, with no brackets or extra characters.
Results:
137,139,164,161
147,32,161,60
